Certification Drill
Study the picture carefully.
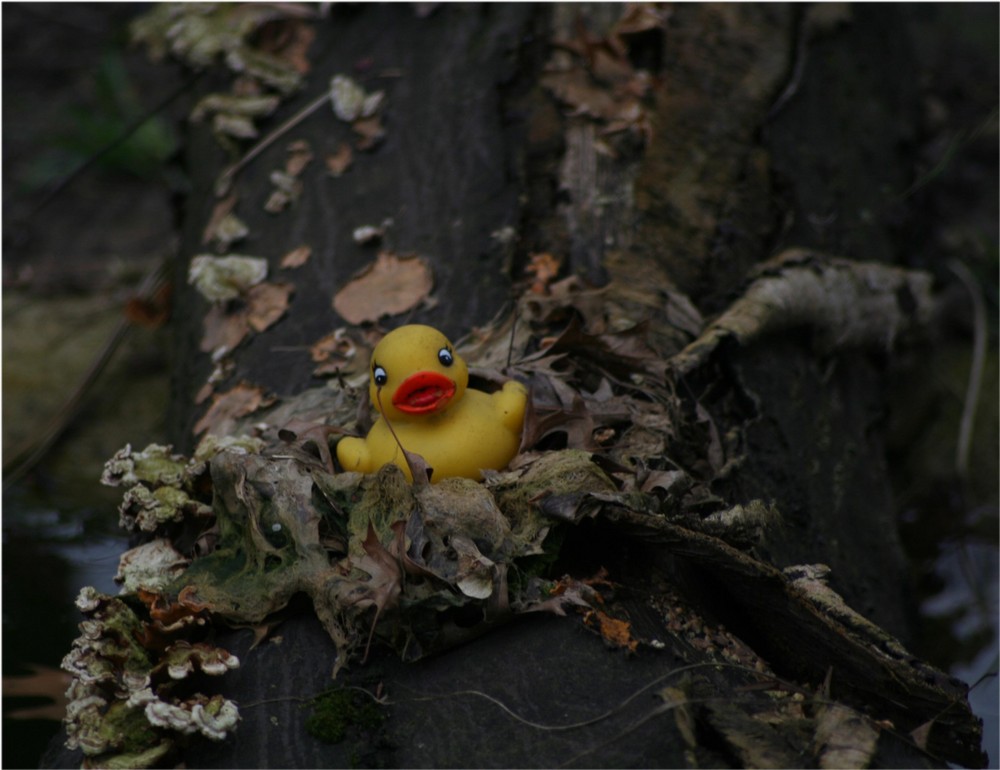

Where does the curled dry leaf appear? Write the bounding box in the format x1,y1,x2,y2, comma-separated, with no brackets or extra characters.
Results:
310,328,358,376
190,93,282,124
194,382,276,436
332,251,434,325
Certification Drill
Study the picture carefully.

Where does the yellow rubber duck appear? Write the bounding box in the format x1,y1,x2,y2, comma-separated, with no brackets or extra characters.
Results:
336,324,528,482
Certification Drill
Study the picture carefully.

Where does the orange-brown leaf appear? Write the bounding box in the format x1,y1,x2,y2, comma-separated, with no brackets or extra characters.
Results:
194,382,276,436
585,608,638,652
325,143,354,176
526,252,562,295
246,282,294,332
332,251,433,324
280,245,312,269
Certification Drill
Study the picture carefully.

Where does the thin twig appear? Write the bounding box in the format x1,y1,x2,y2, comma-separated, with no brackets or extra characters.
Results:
947,259,987,481
21,74,202,224
391,661,767,733
2,261,170,488
214,89,332,197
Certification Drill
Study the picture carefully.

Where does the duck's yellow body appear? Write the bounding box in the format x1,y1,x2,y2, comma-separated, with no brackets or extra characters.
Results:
336,324,527,482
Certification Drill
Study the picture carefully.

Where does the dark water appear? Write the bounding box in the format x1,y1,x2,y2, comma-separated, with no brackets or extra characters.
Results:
921,537,999,765
2,488,127,770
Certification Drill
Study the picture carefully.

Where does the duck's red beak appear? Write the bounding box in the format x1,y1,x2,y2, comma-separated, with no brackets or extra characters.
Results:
391,371,456,414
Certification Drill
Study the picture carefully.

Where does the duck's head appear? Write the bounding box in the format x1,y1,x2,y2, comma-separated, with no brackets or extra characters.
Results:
368,324,469,421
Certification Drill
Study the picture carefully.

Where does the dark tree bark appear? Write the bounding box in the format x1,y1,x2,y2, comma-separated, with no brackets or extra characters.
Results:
46,4,994,769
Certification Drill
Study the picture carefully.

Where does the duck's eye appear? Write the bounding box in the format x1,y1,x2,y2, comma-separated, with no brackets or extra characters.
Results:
438,347,454,367
373,365,388,386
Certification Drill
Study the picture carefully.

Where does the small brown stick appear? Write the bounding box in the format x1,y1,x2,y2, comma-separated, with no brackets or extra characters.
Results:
214,89,333,197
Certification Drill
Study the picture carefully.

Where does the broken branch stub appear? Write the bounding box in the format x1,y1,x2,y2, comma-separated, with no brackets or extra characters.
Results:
669,250,936,375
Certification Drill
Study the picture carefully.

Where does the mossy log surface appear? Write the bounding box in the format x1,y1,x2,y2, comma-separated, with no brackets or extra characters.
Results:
44,4,992,769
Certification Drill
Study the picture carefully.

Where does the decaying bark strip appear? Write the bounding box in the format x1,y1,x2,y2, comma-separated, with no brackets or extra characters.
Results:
669,249,936,375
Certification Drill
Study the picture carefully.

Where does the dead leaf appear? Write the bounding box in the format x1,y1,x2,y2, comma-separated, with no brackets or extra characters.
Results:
522,314,660,380
353,523,405,660
278,420,346,473
325,143,354,176
265,169,303,213
3,665,71,721
612,4,670,40
909,719,934,751
280,244,312,268
353,115,385,151
332,251,433,324
285,139,314,176
124,281,173,328
310,328,358,376
194,382,276,436
814,703,879,769
258,18,316,75
200,303,251,354
541,68,622,121
202,192,239,246
264,139,313,214
583,608,639,652
526,252,562,295
246,282,294,332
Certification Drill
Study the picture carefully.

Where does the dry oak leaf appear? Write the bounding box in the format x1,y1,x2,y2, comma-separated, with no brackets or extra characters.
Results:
332,251,433,324
194,382,276,436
